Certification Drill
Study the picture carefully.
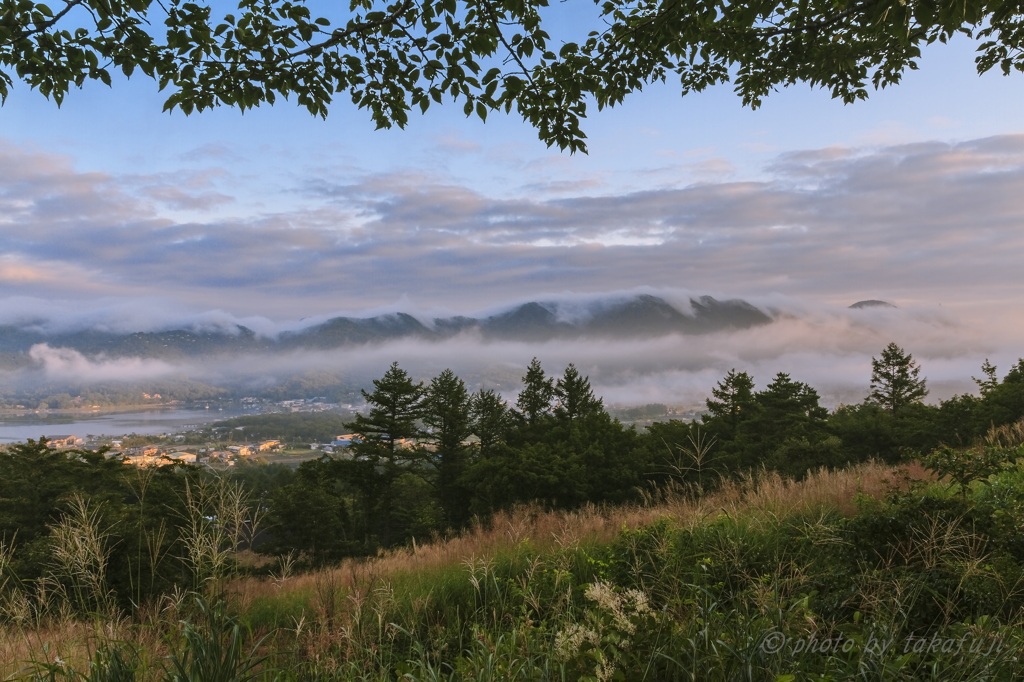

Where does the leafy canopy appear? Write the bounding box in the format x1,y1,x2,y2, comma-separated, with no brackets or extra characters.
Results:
3,0,1022,152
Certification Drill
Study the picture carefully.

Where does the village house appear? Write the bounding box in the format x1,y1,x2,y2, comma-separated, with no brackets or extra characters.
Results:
167,452,197,464
122,453,169,467
46,435,83,448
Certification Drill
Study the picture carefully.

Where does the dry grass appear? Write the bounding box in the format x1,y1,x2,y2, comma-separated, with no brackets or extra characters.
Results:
0,460,932,677
0,567,189,678
986,417,1024,449
236,460,926,613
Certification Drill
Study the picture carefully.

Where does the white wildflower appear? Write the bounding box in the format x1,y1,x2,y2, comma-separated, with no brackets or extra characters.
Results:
555,623,600,659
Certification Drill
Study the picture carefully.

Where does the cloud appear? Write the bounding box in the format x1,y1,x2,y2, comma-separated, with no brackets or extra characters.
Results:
1,134,1023,324
2,294,1019,410
27,344,177,383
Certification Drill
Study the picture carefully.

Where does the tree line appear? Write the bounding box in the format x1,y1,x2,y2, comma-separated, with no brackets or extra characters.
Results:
2,344,1023,609
265,345,1024,561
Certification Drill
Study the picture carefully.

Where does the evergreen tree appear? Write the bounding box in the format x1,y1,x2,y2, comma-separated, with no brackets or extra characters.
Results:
703,369,756,438
554,364,603,424
974,358,1024,430
266,457,355,562
343,362,425,547
423,369,474,528
757,373,828,425
750,373,835,476
471,389,510,457
870,343,928,414
347,361,425,454
974,359,999,395
515,358,554,426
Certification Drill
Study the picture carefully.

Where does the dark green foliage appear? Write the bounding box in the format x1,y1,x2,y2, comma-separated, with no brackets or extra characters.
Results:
553,364,603,425
697,371,840,478
0,439,110,557
932,392,982,447
465,441,587,513
346,362,425,455
164,599,276,682
514,357,555,428
974,358,1024,431
0,438,208,609
831,357,1024,463
468,360,646,511
469,388,510,458
210,414,356,444
704,369,755,439
264,457,356,563
7,0,1024,153
750,372,829,440
870,342,928,414
467,412,644,514
343,362,426,547
422,369,473,528
829,401,902,462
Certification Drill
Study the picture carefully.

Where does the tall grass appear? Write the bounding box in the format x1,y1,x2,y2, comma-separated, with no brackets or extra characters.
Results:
10,459,1022,682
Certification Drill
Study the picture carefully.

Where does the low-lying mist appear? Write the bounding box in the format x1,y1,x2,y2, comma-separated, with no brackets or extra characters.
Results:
4,297,1020,409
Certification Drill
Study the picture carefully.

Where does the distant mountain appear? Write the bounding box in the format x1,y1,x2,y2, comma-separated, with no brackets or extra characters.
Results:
286,294,773,345
0,294,774,359
849,300,897,309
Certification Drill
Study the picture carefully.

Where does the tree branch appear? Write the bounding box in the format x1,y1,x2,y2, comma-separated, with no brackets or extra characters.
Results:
608,0,882,46
479,0,536,87
745,0,880,38
13,0,88,41
276,0,415,63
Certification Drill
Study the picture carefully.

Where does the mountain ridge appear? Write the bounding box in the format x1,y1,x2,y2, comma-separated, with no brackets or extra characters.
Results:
0,294,773,360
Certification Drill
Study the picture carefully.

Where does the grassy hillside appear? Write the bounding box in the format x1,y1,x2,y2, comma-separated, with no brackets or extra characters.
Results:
4,456,1024,681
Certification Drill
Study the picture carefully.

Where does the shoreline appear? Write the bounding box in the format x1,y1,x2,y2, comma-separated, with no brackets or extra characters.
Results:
0,402,211,419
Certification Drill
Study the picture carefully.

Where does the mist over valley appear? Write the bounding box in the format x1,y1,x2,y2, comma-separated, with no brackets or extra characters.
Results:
0,289,1010,411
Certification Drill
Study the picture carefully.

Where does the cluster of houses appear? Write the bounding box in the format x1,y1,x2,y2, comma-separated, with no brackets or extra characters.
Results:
309,433,361,455
311,434,432,456
118,439,282,468
45,435,85,448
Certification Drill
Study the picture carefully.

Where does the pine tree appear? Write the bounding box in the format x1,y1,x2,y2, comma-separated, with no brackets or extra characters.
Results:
704,369,755,438
423,369,473,528
554,364,603,424
973,359,999,395
347,361,425,455
870,343,928,414
757,372,828,425
471,389,509,457
515,358,554,425
344,362,425,546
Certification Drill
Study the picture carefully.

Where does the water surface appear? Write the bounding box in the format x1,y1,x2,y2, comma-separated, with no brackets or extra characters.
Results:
0,406,251,443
